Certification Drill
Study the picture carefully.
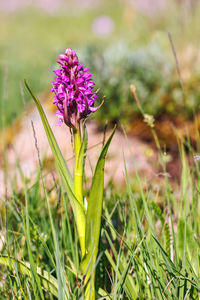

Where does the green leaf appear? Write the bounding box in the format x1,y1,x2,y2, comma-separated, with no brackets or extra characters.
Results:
24,80,85,226
81,126,116,272
0,255,59,298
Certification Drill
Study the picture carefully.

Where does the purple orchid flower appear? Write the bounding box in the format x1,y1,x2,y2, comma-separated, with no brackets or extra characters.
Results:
51,48,99,128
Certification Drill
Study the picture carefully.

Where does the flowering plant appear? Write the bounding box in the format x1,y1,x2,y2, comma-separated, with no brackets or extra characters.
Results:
24,48,115,299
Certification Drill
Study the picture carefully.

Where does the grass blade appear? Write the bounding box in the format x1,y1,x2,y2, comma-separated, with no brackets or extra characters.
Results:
0,255,59,298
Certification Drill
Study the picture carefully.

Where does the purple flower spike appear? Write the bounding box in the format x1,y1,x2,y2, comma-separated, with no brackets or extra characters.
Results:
51,48,99,128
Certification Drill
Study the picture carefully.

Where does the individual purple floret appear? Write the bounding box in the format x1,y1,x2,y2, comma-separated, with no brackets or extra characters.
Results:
51,48,99,128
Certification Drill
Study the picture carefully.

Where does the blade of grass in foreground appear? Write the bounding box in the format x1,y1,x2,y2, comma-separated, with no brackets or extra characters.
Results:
104,229,138,299
0,255,59,297
123,155,171,299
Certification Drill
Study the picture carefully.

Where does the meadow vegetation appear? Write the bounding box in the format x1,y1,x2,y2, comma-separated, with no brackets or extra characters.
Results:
1,121,200,299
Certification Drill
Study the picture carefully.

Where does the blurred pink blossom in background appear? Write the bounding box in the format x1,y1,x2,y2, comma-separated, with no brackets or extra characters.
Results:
0,0,61,14
73,0,101,10
0,0,102,14
92,15,114,36
0,0,24,13
127,0,166,15
35,0,62,14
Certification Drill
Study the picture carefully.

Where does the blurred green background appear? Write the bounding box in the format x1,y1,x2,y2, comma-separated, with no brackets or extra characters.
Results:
0,0,200,127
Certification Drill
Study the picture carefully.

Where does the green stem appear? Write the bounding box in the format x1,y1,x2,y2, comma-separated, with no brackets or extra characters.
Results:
73,124,85,258
74,124,95,299
74,124,83,203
